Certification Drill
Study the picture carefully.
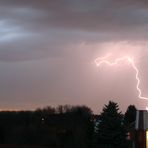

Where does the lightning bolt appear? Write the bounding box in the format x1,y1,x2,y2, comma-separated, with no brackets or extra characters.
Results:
94,54,148,110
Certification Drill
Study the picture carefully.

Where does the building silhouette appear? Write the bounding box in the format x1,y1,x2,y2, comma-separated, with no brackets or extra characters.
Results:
134,110,148,148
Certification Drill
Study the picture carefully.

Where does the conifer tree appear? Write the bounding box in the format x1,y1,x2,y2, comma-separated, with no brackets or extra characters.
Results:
96,101,127,148
124,105,136,127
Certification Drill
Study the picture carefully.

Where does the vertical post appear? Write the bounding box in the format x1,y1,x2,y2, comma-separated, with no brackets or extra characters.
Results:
135,110,147,148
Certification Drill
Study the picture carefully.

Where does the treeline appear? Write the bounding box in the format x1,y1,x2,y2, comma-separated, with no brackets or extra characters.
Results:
0,102,136,148
94,101,136,148
0,105,94,148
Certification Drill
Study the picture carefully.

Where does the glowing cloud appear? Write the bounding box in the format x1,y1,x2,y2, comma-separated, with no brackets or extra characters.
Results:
95,53,148,109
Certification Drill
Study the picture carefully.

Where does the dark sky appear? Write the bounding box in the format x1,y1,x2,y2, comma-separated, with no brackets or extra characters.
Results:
0,0,148,113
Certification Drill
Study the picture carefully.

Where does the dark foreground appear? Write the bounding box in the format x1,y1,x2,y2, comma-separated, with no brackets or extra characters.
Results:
0,145,48,148
0,103,136,148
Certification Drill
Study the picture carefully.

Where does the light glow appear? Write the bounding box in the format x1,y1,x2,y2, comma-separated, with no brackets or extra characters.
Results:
146,130,148,148
95,53,148,108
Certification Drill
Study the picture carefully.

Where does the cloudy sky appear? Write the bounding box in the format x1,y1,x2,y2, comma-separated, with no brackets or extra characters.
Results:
1,0,148,113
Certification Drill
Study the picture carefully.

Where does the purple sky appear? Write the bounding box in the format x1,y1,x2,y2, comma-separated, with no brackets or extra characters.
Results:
1,0,148,113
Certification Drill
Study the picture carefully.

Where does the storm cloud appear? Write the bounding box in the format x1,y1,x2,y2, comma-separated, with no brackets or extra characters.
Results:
0,0,148,112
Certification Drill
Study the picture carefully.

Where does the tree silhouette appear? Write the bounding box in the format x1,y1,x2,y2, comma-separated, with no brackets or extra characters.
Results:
96,101,127,148
124,105,137,148
124,105,137,126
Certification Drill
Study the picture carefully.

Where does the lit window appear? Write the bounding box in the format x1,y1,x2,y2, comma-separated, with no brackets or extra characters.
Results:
146,130,148,148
